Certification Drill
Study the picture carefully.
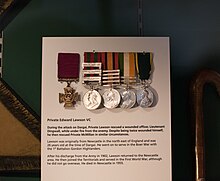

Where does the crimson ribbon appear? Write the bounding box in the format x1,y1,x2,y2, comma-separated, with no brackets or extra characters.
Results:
58,53,80,80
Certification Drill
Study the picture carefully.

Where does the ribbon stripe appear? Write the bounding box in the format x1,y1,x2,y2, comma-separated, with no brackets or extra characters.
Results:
107,52,113,70
124,52,129,78
118,53,124,76
129,53,135,77
114,52,119,70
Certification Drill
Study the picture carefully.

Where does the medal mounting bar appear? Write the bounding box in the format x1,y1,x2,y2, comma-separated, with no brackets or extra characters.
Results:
82,62,102,85
82,62,102,69
102,69,120,86
58,78,79,83
121,76,138,85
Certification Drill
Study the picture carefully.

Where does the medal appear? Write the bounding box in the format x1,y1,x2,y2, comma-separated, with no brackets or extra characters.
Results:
120,88,136,109
57,53,80,108
102,87,121,109
82,89,102,110
120,52,137,109
102,52,121,109
136,84,154,108
136,52,154,108
82,52,102,110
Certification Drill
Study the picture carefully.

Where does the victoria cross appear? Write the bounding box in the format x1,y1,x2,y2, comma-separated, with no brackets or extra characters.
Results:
59,86,80,108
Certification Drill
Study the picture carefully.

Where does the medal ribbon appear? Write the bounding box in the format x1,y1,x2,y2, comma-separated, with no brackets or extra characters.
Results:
84,52,100,76
84,52,104,67
105,52,119,70
84,52,100,64
136,52,152,80
122,52,136,78
84,52,122,71
83,52,103,85
122,52,136,84
58,53,80,80
102,52,120,85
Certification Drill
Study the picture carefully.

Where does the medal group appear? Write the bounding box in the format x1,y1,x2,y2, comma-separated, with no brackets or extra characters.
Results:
58,51,155,110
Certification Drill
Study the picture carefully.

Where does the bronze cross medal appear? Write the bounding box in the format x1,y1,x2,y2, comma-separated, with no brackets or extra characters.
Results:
57,53,80,108
59,82,80,108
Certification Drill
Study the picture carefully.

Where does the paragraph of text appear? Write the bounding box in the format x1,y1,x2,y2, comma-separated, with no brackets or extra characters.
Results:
47,125,165,137
47,153,162,166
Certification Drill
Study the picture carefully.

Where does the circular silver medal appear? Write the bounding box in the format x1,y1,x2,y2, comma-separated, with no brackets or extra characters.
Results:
120,89,136,109
137,87,154,108
83,90,102,110
102,88,121,109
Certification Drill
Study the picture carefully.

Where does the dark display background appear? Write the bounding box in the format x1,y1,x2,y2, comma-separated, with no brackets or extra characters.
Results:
2,0,220,180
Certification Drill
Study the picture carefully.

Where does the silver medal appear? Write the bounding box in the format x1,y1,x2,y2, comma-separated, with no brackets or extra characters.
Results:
102,88,121,109
83,90,102,110
137,87,154,108
82,62,102,110
120,89,136,109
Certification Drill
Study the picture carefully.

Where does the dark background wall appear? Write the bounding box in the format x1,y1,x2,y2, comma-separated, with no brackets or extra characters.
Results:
1,0,220,180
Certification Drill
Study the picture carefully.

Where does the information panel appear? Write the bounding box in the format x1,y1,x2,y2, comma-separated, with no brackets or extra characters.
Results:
41,37,171,181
